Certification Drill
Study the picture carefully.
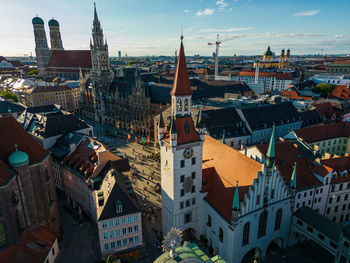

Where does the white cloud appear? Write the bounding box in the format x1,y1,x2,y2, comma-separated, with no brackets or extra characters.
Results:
216,0,228,11
184,9,189,13
196,8,214,16
200,27,252,32
334,34,344,39
293,10,320,17
246,32,324,38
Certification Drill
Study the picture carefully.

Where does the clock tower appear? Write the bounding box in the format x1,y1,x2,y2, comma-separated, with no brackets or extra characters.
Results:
159,36,205,237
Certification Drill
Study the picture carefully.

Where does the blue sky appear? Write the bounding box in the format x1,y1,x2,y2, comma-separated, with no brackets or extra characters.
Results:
0,0,349,56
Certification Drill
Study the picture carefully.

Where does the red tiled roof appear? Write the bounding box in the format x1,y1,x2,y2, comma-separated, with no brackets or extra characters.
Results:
47,50,92,69
239,71,292,80
0,116,49,165
321,156,350,183
202,135,262,221
330,85,350,99
163,116,201,145
314,102,335,118
0,226,56,263
295,122,350,143
171,41,192,96
334,60,350,64
257,141,329,189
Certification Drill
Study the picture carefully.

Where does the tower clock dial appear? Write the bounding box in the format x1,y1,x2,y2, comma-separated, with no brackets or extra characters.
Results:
183,147,194,159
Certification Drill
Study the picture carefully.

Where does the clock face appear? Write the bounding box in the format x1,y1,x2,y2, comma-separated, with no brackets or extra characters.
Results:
183,147,194,159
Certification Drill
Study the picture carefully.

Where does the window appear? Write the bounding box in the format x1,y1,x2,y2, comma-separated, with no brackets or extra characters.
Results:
128,227,133,233
274,209,282,231
191,185,195,193
122,228,127,235
128,216,132,223
347,183,350,189
134,215,138,222
180,175,185,183
135,235,139,243
337,196,341,202
192,158,196,165
123,239,127,246
184,99,188,111
256,195,260,206
343,204,346,211
102,222,107,229
340,215,344,222
345,194,348,201
180,202,184,209
122,217,126,224
271,190,275,199
297,193,301,199
331,185,335,192
318,233,325,241
110,231,114,238
258,210,268,238
104,243,109,251
207,215,211,227
103,232,108,240
186,199,190,207
134,225,139,232
330,241,337,249
192,198,196,205
116,229,121,237
297,220,303,226
242,222,250,246
110,241,115,249
180,160,185,168
177,99,182,111
219,227,224,243
307,226,313,233
129,237,134,244
181,189,184,197
115,219,120,226
52,247,55,256
309,191,313,196
304,192,307,197
191,172,196,179
327,208,331,214
184,212,192,224
109,220,114,228
329,197,333,204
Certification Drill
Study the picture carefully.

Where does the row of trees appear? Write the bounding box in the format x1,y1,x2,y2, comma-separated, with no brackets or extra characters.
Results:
0,91,18,102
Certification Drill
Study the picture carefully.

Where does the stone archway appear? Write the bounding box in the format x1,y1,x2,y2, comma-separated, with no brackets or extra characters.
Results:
241,247,262,263
266,237,283,256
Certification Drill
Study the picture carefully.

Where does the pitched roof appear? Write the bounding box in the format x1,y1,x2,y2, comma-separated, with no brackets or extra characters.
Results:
257,141,329,189
163,116,201,145
202,135,261,221
30,84,70,94
0,101,25,114
0,226,56,263
171,40,192,96
331,85,350,99
0,116,49,165
47,50,92,69
295,122,350,143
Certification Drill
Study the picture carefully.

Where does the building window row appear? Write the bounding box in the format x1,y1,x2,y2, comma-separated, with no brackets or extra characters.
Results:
180,198,196,209
102,215,139,229
104,235,140,251
103,225,139,240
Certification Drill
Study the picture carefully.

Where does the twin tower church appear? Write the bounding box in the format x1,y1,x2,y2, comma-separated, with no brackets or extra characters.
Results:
158,37,297,262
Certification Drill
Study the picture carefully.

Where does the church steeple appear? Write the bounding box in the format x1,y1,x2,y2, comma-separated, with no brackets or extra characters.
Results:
232,181,240,211
222,129,226,144
94,2,99,21
266,125,276,167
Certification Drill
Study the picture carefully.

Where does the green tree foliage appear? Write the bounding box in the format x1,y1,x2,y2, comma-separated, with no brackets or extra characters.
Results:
314,83,336,98
0,91,18,102
27,69,38,75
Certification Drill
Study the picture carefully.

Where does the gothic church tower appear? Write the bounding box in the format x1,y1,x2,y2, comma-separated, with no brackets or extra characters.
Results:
48,18,64,50
159,36,205,237
32,16,51,77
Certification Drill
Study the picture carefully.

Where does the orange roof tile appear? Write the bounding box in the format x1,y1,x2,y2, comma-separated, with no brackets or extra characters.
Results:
171,40,192,96
202,135,262,220
321,157,350,183
331,85,350,99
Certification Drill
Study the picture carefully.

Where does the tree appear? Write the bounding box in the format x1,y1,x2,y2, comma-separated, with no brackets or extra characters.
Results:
27,69,38,75
0,91,18,102
314,83,336,98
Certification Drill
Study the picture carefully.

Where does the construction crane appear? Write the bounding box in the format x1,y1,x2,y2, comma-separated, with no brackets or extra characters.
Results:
208,33,245,80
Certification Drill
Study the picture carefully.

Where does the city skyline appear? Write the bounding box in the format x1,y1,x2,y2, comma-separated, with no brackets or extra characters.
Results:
0,0,349,57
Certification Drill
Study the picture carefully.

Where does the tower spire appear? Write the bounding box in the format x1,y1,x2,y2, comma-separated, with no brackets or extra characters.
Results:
159,109,165,129
171,35,191,96
266,125,275,167
232,181,240,211
196,106,204,128
94,2,98,21
290,162,297,189
222,129,226,144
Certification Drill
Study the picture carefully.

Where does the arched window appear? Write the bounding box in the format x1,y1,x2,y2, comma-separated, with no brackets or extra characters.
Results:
242,222,250,246
177,99,182,111
207,215,211,227
219,227,223,243
184,99,188,111
257,210,268,238
274,209,282,231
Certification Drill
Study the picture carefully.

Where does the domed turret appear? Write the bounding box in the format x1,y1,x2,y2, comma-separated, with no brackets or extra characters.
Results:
8,144,29,167
32,16,44,25
48,18,59,27
281,49,285,57
265,46,273,56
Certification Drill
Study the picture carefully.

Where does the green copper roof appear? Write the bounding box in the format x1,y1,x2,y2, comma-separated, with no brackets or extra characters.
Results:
159,110,165,128
222,129,226,144
232,181,240,211
290,163,297,189
265,46,273,56
266,125,275,167
48,18,59,27
170,116,177,134
32,16,44,25
154,242,224,263
196,106,205,129
8,144,29,167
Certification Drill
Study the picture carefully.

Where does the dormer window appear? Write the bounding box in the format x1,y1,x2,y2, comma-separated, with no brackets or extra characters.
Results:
177,99,182,111
115,200,122,214
184,99,188,111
